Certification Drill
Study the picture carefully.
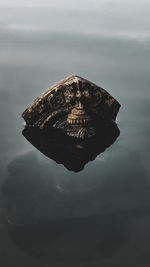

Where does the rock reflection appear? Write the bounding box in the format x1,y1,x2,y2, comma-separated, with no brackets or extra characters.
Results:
22,121,120,172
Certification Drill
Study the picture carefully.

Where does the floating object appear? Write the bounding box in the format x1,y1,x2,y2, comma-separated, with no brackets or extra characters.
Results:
22,75,120,140
22,76,121,171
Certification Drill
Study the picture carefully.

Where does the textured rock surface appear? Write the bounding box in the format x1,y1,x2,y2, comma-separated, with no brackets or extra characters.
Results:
22,75,120,139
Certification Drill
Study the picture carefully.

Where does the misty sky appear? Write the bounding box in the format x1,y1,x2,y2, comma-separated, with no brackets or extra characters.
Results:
0,0,150,39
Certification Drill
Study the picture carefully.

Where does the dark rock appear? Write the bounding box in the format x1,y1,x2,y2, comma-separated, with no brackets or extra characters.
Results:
22,75,120,171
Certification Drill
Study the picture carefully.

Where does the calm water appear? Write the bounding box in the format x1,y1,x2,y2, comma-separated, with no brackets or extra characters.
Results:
0,1,150,266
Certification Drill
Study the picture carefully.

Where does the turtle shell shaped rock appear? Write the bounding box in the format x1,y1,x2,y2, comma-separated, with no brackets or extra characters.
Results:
22,75,120,139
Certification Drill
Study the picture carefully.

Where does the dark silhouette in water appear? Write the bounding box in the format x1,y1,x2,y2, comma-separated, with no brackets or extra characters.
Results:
22,121,120,172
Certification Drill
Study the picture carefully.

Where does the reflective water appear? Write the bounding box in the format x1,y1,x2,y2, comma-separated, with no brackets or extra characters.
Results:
0,1,150,266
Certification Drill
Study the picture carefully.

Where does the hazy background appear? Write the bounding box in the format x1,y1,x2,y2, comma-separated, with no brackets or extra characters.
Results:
0,0,150,266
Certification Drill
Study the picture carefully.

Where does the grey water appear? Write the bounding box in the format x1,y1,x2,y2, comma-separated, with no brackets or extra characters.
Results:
0,1,150,266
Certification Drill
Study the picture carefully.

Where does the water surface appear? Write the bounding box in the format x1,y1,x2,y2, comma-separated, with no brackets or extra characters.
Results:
0,1,150,266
